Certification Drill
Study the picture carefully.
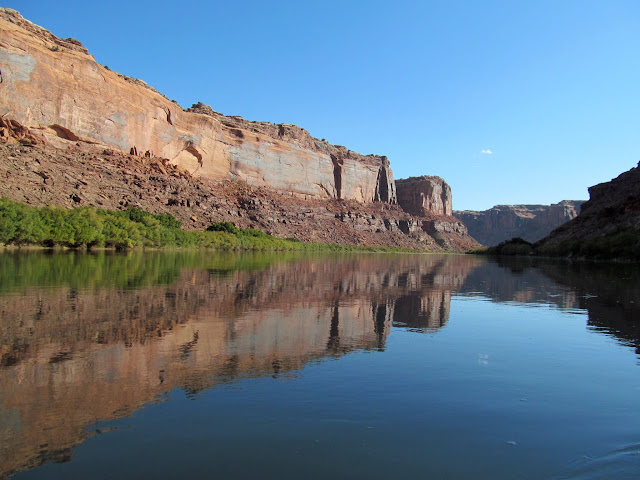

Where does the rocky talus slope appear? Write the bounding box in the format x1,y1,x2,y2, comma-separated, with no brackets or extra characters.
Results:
535,162,640,259
0,9,479,251
0,121,479,251
454,201,584,246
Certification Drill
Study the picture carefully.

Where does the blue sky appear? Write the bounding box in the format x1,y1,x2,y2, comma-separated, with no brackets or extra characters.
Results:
7,0,640,210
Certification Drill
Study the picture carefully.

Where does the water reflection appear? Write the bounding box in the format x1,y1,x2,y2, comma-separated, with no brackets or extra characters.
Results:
536,260,640,353
457,257,640,353
1,251,639,478
0,251,481,477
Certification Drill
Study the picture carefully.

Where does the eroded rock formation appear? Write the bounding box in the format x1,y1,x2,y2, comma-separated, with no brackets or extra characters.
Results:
0,138,481,250
454,201,584,246
0,9,480,251
0,9,393,204
396,176,452,216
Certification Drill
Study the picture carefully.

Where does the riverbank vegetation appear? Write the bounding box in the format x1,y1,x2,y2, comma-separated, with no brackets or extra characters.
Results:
472,233,640,261
535,231,640,261
0,198,412,252
472,237,534,256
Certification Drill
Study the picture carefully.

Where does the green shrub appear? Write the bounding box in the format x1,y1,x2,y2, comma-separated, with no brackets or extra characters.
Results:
154,212,182,230
0,199,47,245
239,228,270,238
102,215,141,249
0,198,421,253
64,208,105,248
206,222,241,235
481,237,533,256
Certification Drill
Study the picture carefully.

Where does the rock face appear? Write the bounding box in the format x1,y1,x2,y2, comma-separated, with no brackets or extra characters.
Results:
0,9,394,204
0,129,481,251
454,201,584,246
536,162,640,259
396,176,452,216
0,9,481,252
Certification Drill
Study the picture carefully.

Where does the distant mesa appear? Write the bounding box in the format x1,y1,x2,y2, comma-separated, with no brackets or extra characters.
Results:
454,201,585,246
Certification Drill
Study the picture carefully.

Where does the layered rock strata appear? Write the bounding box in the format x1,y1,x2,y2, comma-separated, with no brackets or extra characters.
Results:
0,9,480,251
454,201,584,246
0,9,394,204
185,103,397,204
396,176,452,216
0,139,481,251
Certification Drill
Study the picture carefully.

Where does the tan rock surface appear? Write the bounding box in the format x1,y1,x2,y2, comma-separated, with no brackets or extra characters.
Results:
454,201,584,246
396,176,452,216
0,8,393,203
0,121,481,251
0,9,480,251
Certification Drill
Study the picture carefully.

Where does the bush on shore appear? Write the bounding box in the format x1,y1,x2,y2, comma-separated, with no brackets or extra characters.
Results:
536,231,640,261
0,198,414,253
473,231,640,261
478,237,534,256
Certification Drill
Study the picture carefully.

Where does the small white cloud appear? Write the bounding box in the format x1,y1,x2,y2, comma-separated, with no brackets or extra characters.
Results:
481,149,493,155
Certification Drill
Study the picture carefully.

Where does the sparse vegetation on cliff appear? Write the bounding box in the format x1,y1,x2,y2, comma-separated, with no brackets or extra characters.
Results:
0,198,414,253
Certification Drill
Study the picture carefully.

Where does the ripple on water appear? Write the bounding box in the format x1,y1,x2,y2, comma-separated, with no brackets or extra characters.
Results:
555,444,640,480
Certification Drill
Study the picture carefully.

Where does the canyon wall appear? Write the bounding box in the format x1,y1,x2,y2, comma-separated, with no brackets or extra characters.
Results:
396,176,452,216
536,162,640,259
0,9,481,252
454,200,584,246
0,9,394,204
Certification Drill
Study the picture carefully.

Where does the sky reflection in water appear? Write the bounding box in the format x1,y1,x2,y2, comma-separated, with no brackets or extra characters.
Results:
1,251,639,479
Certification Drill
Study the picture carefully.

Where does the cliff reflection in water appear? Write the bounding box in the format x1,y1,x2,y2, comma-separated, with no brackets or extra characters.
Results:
0,251,479,478
457,256,640,353
3,252,640,478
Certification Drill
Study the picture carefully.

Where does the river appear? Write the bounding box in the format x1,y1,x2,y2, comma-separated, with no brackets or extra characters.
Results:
1,251,639,479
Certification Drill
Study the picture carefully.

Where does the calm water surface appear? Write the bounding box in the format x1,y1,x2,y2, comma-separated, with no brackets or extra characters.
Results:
1,251,639,479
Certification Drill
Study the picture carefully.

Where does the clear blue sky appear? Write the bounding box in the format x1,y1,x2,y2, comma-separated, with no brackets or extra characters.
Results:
7,0,640,210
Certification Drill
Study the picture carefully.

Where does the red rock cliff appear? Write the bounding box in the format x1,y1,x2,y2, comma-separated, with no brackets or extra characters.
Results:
0,9,395,204
395,176,452,216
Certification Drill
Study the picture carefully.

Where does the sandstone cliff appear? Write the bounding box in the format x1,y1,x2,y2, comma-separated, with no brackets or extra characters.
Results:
0,9,480,252
0,8,393,204
396,176,452,216
0,138,480,251
535,162,640,259
454,201,584,246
